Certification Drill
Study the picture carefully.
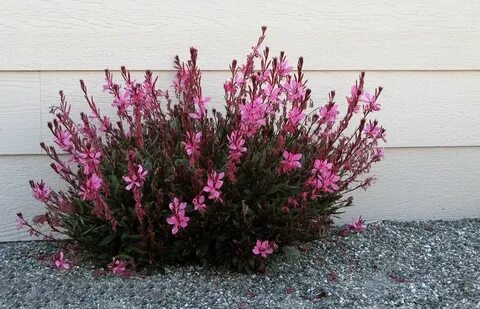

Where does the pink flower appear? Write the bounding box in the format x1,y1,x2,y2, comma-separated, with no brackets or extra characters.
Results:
320,104,339,124
351,84,361,98
224,74,246,94
52,251,71,270
280,151,302,173
108,258,127,275
100,116,112,132
103,74,114,92
32,181,51,202
308,159,340,193
312,159,333,175
348,85,362,113
123,164,148,191
53,129,73,151
239,97,268,137
112,91,131,113
80,173,102,200
182,132,202,157
235,74,245,86
276,59,293,76
373,148,385,160
193,195,207,213
224,79,236,94
168,197,187,213
166,197,190,235
78,146,102,175
194,96,211,107
320,172,340,193
203,171,225,201
166,213,189,235
263,83,280,102
252,240,273,258
128,84,146,106
226,131,247,183
189,96,211,120
349,216,366,233
285,107,305,132
88,173,103,190
361,91,381,112
173,67,190,91
288,107,305,125
283,79,305,101
227,130,247,159
364,121,385,141
257,69,271,82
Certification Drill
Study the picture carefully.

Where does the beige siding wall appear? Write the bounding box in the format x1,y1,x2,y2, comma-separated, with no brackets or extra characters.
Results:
0,0,479,240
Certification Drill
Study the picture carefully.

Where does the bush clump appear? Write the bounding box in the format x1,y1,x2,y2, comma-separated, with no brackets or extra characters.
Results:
19,27,385,272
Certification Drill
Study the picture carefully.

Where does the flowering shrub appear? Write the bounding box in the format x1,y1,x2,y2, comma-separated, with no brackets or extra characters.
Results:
18,27,385,272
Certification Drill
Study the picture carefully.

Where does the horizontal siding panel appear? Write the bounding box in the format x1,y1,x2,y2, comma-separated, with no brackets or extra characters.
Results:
3,147,479,241
0,0,479,70
347,147,480,223
0,155,60,241
0,72,41,154
2,68,480,154
36,70,480,150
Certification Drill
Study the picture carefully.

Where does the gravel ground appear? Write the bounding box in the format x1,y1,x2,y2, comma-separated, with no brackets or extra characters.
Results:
1,219,479,308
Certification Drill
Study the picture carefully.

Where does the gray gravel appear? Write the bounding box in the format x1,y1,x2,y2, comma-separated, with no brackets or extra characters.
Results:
1,219,479,308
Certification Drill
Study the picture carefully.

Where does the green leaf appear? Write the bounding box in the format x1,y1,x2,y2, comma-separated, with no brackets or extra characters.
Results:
107,174,121,194
196,243,209,258
121,232,142,242
98,233,117,247
170,117,180,129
